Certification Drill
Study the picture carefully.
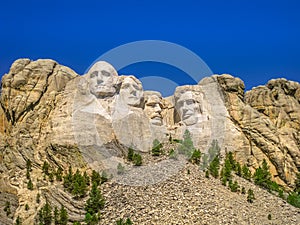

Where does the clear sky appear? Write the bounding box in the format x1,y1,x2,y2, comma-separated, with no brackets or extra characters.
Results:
1,0,299,95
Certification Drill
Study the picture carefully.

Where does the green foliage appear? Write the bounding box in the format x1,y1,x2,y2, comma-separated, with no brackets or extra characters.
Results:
27,179,33,190
268,214,272,220
178,130,195,158
221,155,233,182
36,193,40,204
26,159,31,179
242,164,252,181
235,162,242,177
73,222,81,225
59,205,68,225
4,201,11,216
72,169,88,199
15,216,22,225
133,153,142,166
253,159,272,190
85,213,99,225
91,170,101,186
49,172,54,183
247,189,255,203
117,163,125,175
116,218,133,225
294,173,300,194
127,148,134,161
100,171,108,184
63,166,73,191
200,154,209,170
83,171,90,186
169,149,177,159
38,201,52,225
287,192,300,208
208,155,220,178
63,167,88,198
42,161,50,175
54,207,59,225
152,139,163,156
241,187,246,194
26,159,32,172
205,170,209,178
229,180,239,192
189,149,202,165
55,167,63,182
25,204,29,211
85,182,105,215
201,140,220,171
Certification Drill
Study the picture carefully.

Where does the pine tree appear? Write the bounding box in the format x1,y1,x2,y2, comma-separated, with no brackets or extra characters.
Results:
42,161,50,175
91,170,101,186
26,160,31,179
127,148,134,161
84,171,90,186
208,155,220,178
294,173,300,194
4,201,10,216
27,179,33,190
85,182,105,215
253,159,272,190
63,166,73,191
152,139,162,156
221,156,232,182
15,216,22,225
38,201,52,225
25,204,29,211
189,149,202,165
36,193,41,204
133,153,142,166
26,159,32,172
235,162,242,176
59,205,68,225
242,164,252,181
178,129,195,158
247,189,255,203
56,166,63,182
54,206,59,225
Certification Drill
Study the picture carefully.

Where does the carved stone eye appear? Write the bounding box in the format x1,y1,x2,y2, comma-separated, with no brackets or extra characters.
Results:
90,71,98,78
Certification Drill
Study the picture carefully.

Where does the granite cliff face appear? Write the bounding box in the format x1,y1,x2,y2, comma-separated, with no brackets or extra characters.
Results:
0,59,299,224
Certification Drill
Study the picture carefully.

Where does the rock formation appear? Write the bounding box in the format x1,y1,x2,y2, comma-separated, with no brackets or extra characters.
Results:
0,59,299,224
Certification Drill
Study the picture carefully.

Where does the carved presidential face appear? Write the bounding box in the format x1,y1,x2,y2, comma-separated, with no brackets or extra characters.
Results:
176,91,199,126
119,77,143,107
88,61,118,98
144,94,163,126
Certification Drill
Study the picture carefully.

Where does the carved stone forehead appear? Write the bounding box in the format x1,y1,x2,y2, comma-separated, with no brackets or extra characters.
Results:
174,85,203,103
118,75,143,88
87,61,118,77
144,91,162,101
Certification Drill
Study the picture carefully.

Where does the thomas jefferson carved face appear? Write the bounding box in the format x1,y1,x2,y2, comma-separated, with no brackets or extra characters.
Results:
176,91,199,126
88,61,118,98
144,93,163,126
119,76,143,107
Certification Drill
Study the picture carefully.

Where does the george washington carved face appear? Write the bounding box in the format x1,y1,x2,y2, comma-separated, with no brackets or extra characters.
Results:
87,61,118,98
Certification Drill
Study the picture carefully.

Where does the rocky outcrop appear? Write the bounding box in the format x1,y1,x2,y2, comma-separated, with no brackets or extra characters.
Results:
0,59,299,224
217,75,300,187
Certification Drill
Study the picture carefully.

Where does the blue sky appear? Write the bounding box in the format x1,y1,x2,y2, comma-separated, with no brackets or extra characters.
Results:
1,0,299,96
